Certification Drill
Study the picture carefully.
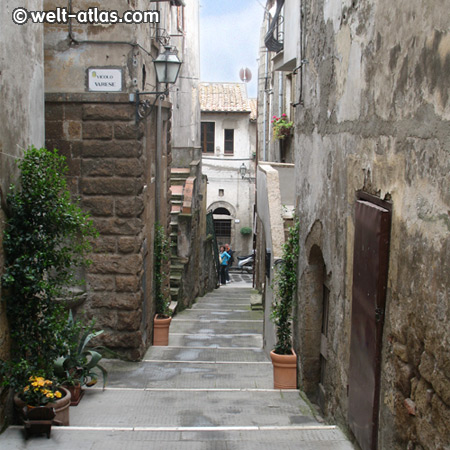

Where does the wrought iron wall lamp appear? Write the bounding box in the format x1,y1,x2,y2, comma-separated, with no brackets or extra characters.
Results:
239,163,254,183
133,46,182,123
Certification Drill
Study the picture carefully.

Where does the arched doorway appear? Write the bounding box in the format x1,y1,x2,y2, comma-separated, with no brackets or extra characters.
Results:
300,244,329,413
208,202,236,248
212,207,231,246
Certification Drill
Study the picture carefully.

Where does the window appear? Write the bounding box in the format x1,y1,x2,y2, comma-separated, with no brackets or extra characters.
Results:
218,189,224,197
214,219,231,242
177,6,185,32
224,129,234,155
201,122,215,153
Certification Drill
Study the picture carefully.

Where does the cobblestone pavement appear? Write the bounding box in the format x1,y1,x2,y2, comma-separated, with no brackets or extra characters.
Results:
1,286,354,449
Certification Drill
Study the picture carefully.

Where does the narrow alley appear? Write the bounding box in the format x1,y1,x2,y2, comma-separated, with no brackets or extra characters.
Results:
2,281,353,449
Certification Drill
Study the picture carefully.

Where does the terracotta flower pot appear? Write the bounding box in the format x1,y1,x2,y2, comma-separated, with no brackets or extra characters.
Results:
14,386,71,426
67,383,84,406
153,315,172,346
270,350,297,389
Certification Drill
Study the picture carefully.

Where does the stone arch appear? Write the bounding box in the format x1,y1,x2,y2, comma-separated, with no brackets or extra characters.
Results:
208,201,236,218
208,201,236,247
297,220,329,410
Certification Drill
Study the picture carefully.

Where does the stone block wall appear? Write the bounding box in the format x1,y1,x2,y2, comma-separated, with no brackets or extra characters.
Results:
45,93,169,360
283,0,450,448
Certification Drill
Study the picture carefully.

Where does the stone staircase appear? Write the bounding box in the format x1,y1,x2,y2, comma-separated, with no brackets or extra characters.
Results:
169,168,191,307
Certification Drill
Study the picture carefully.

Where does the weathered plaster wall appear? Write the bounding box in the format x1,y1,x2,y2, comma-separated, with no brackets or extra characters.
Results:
202,112,255,255
0,0,45,426
44,0,163,94
171,0,201,167
293,0,449,448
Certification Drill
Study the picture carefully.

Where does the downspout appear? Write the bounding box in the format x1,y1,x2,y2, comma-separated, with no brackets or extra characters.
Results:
263,10,270,162
156,96,162,222
263,48,269,162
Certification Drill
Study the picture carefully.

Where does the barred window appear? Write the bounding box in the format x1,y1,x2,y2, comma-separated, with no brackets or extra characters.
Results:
224,129,234,155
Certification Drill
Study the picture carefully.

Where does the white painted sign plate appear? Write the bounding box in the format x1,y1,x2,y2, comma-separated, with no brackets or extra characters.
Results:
88,68,122,92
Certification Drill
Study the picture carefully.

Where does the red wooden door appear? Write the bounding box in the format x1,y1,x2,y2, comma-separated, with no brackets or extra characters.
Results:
348,196,391,450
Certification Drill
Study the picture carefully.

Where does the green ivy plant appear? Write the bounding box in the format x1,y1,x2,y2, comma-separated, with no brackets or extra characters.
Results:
270,216,300,355
0,146,98,390
240,226,252,236
154,223,171,318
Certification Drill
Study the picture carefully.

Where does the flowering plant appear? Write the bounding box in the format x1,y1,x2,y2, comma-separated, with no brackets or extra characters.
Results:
19,376,63,406
271,114,294,140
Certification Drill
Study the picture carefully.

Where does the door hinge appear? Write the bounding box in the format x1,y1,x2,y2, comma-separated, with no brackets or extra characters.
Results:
375,307,384,323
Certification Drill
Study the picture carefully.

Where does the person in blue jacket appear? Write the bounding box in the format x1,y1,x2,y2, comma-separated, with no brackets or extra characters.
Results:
219,246,230,285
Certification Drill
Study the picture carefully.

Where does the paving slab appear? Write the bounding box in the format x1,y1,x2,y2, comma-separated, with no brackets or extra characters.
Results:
67,389,316,428
0,285,355,449
171,320,263,335
143,346,268,362
1,428,355,450
168,333,263,348
177,309,262,321
101,361,273,389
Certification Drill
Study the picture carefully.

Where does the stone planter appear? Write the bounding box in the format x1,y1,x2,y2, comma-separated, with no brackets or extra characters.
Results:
270,350,297,389
14,386,71,426
153,315,172,346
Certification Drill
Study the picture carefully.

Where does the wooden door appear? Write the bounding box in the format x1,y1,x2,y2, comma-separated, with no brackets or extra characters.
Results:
348,196,391,450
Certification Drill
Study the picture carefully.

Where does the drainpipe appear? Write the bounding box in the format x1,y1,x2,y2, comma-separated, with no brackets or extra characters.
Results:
279,72,283,118
156,95,162,222
263,11,270,162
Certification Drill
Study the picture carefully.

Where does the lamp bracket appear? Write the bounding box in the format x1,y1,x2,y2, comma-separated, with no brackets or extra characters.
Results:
135,89,168,123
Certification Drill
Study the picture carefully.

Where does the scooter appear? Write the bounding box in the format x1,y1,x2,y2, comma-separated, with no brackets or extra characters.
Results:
237,252,254,273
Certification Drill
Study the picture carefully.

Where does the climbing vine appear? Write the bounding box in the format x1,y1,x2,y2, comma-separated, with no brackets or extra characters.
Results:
154,223,171,317
270,216,300,355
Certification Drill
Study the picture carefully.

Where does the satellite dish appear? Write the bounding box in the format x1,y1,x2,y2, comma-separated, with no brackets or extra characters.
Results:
239,67,252,83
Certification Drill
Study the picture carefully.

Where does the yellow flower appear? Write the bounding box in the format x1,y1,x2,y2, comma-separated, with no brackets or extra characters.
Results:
55,391,62,399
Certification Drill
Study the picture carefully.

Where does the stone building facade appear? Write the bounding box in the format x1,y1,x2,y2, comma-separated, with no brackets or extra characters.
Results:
42,0,188,359
200,83,257,257
0,0,46,425
257,1,449,449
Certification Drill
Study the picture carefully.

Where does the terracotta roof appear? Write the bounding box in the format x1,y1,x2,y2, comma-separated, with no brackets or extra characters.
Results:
199,82,253,113
248,98,257,121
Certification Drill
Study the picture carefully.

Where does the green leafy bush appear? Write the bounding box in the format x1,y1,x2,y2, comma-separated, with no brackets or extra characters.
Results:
0,146,98,390
240,227,252,236
154,223,171,317
270,217,300,355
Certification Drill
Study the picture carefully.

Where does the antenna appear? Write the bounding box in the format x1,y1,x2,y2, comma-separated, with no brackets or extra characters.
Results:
239,67,252,83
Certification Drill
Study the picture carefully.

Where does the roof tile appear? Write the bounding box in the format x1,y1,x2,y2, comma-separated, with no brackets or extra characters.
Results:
199,82,256,114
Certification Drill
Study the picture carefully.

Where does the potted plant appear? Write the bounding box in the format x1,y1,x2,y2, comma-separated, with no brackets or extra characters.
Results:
13,375,71,427
270,216,300,389
0,146,97,420
272,114,294,140
54,312,108,405
153,223,172,346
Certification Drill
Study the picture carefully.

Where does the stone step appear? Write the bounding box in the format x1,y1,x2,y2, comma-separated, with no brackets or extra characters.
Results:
170,287,179,301
170,274,182,287
2,427,354,449
171,168,190,176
